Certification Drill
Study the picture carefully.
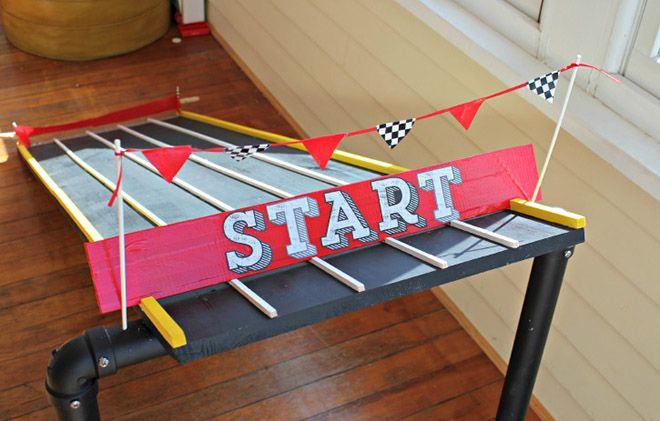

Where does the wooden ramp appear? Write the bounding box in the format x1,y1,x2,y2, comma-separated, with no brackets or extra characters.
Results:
0,24,549,420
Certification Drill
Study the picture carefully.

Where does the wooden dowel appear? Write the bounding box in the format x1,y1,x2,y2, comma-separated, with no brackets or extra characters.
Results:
449,220,520,248
229,279,278,318
113,139,128,330
309,257,365,292
384,237,449,269
532,54,581,202
179,96,200,105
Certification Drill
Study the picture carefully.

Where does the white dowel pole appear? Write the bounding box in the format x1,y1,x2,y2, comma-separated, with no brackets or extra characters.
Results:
3,122,18,138
531,54,581,202
114,139,128,330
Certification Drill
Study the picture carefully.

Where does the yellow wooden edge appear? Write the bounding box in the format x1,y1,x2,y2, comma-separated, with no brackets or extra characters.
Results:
179,110,409,175
17,143,103,242
139,296,187,348
510,198,586,229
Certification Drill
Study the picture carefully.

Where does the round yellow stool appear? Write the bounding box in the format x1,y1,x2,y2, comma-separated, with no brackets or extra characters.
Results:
0,0,170,61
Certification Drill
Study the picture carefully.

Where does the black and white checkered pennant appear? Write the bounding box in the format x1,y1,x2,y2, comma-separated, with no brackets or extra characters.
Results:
376,118,416,149
527,71,560,103
226,144,270,161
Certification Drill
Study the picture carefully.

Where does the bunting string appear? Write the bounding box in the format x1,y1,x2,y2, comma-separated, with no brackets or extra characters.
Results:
12,62,619,201
107,148,130,207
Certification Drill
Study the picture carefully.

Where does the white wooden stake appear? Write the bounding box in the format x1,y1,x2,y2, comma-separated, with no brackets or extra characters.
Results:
449,220,520,249
309,257,365,292
532,54,581,202
114,139,128,330
228,279,278,318
2,122,19,138
383,237,449,269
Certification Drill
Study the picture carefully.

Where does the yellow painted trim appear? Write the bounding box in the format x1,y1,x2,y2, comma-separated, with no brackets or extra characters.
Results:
139,296,187,348
510,199,586,229
179,110,408,175
17,143,103,241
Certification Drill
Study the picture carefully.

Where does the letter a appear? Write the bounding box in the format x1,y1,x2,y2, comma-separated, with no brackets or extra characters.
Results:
372,177,426,234
321,191,378,250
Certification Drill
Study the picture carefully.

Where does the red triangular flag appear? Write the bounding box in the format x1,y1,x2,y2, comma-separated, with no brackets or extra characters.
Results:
449,98,485,130
302,133,347,170
142,146,192,182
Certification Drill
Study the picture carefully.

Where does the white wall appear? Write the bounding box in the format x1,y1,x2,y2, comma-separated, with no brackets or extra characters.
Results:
207,1,660,419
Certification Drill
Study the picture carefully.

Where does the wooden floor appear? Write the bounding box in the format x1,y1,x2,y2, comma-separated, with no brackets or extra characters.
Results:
0,23,541,420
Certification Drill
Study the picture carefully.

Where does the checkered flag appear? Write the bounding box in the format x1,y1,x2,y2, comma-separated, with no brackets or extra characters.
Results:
376,118,416,148
527,70,560,103
226,144,270,161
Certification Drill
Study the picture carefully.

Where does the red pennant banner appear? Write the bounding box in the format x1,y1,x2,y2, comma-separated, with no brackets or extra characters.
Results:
303,133,347,169
16,62,616,172
449,99,485,130
142,146,192,182
86,144,540,313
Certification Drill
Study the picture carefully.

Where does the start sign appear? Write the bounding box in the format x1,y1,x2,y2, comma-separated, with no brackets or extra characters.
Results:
87,144,539,313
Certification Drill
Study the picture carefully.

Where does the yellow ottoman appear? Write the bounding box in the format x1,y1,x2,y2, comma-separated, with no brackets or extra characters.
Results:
0,0,170,61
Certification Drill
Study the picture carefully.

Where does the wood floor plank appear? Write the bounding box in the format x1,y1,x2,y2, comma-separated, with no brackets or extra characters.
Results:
0,211,69,244
404,380,542,421
0,287,97,334
309,356,501,421
0,227,81,266
402,391,484,421
0,193,59,226
0,308,116,363
99,299,448,419
0,382,45,419
119,311,459,420
208,330,480,421
0,264,90,310
0,243,87,286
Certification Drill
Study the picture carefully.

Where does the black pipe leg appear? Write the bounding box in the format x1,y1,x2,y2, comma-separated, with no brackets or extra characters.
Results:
496,247,574,421
46,320,168,421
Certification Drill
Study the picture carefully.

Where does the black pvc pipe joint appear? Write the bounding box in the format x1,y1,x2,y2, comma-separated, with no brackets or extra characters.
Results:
45,320,168,421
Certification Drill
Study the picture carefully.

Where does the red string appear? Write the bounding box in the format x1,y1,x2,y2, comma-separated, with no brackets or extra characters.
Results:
107,148,137,207
346,127,377,137
107,161,123,207
562,63,621,82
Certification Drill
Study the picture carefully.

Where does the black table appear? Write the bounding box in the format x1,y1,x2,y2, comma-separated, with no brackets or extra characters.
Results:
20,114,584,420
